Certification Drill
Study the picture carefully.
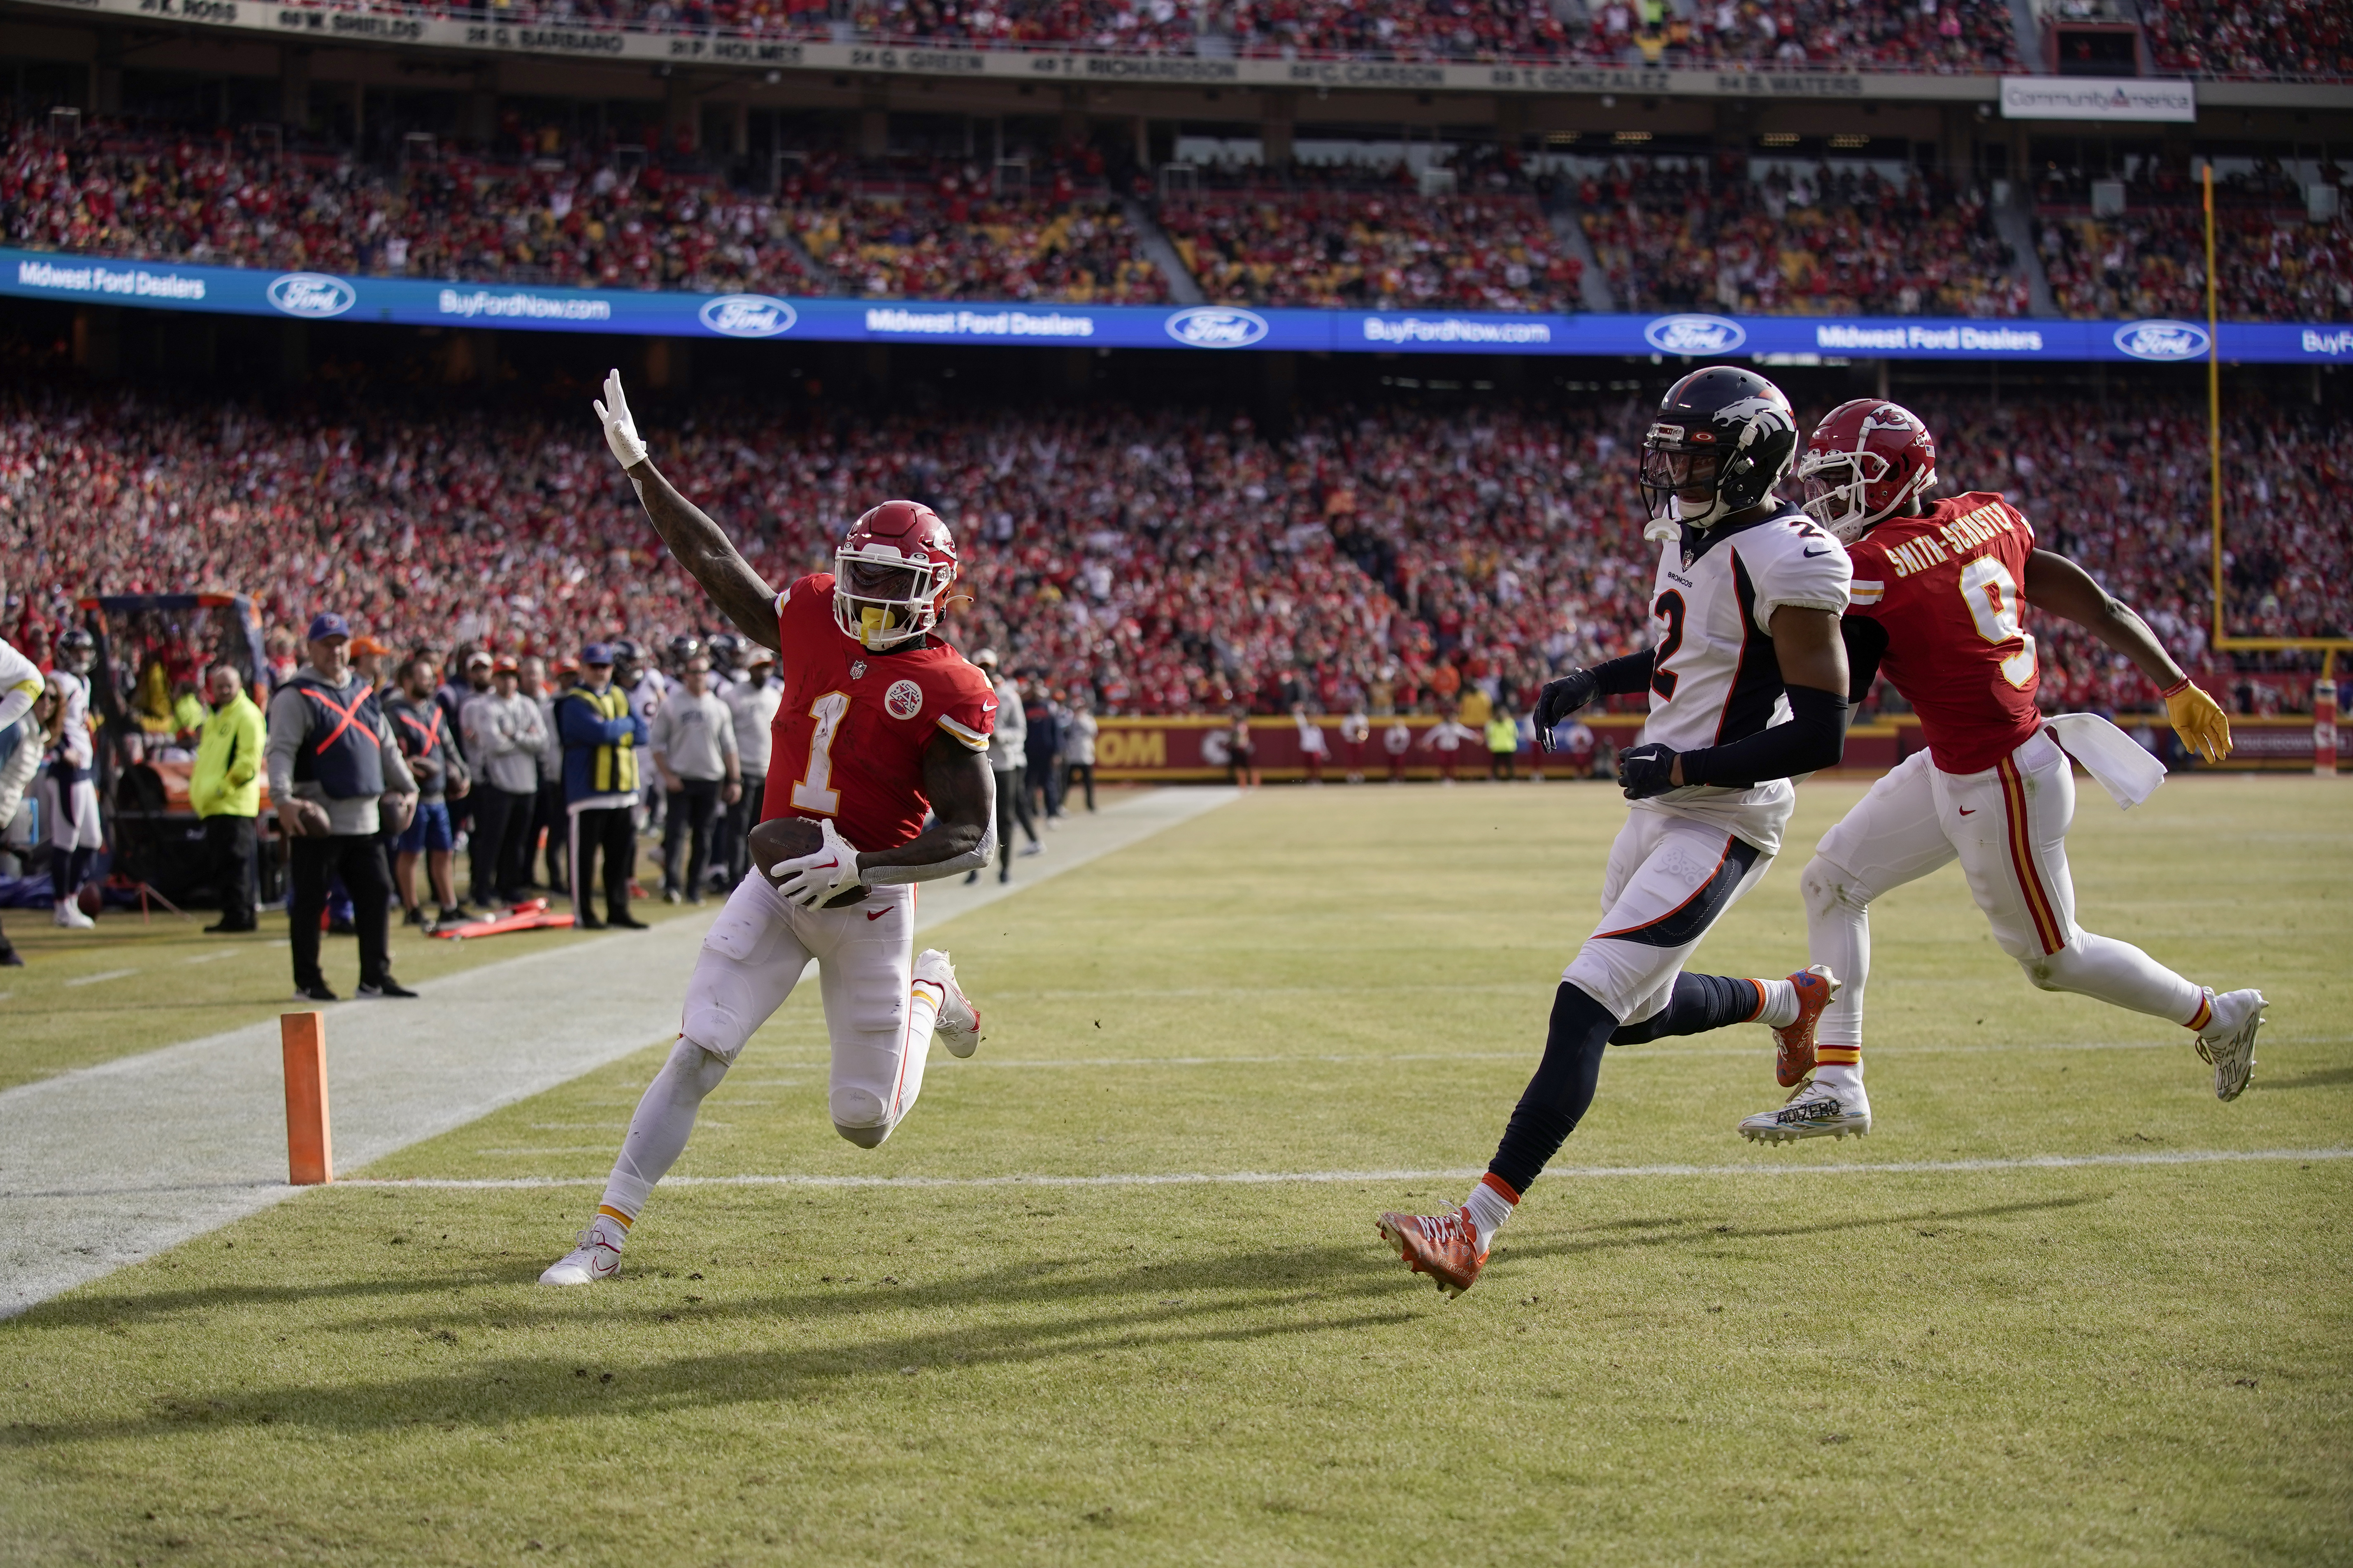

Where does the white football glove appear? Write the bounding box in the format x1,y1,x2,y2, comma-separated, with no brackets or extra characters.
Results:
592,367,649,471
772,816,865,908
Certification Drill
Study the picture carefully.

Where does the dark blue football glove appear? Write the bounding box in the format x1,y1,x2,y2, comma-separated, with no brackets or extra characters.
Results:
1533,668,1599,750
1617,742,1681,800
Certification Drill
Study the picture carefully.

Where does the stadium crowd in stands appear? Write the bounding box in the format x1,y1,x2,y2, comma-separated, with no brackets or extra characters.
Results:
11,121,2353,325
151,0,2348,77
1159,188,1576,311
2033,163,2353,321
2,355,2337,723
786,155,1165,302
2140,0,2353,79
265,0,2033,72
0,123,1156,302
1578,158,2030,316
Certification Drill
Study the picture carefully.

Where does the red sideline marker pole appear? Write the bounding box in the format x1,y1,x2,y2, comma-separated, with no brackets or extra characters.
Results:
281,1012,332,1185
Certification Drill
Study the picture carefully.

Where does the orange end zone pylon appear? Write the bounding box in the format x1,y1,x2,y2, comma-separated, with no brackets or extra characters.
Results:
281,1011,333,1185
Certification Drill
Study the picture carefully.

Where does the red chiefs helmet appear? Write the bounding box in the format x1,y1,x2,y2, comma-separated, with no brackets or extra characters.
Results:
1796,398,1938,544
833,500,959,652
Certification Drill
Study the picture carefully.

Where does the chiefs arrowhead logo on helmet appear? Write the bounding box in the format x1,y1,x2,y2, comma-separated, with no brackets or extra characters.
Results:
1796,399,1939,544
833,499,960,652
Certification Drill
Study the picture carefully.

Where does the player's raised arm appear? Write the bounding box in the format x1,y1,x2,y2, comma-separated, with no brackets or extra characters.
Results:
2022,547,2231,763
593,369,780,651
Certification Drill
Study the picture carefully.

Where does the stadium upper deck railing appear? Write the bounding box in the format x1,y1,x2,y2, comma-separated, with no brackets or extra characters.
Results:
7,0,2351,98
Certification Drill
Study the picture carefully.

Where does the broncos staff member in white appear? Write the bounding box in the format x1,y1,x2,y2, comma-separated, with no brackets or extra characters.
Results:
1376,366,1855,1297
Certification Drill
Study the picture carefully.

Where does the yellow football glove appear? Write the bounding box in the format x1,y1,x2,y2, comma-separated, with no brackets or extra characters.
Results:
2164,679,2232,765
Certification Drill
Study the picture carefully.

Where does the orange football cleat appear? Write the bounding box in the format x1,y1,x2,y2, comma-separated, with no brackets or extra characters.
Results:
1772,964,1843,1088
1376,1207,1488,1298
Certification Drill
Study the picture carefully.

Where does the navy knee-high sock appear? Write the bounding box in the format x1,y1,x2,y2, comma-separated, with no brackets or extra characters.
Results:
1608,972,1760,1046
53,846,94,904
1487,983,1619,1194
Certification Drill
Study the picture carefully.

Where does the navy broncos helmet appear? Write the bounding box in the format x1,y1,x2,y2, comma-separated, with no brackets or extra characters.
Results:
1637,366,1800,534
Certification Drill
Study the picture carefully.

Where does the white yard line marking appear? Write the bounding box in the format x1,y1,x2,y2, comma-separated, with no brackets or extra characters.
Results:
0,788,1239,1319
182,950,244,965
62,969,138,988
909,1039,2190,1071
337,1145,2353,1191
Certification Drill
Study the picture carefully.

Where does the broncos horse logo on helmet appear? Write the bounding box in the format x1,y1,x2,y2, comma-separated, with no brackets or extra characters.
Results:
1637,366,1801,541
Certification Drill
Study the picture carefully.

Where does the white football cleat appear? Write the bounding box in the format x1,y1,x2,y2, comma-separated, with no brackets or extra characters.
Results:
2194,988,2265,1102
1740,1078,1872,1143
539,1223,625,1286
53,899,94,931
916,948,981,1058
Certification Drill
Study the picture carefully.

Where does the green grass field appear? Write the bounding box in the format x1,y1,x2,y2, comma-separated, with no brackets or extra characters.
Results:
0,841,692,1092
2,777,2348,1566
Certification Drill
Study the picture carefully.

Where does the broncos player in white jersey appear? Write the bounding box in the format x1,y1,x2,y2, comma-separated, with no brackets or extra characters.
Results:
1376,366,1855,1297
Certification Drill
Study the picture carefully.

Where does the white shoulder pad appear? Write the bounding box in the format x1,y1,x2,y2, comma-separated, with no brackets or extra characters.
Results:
1741,514,1853,634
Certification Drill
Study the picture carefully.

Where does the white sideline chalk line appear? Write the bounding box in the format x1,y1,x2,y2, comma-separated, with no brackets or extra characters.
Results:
0,786,1240,1317
335,1145,2353,1191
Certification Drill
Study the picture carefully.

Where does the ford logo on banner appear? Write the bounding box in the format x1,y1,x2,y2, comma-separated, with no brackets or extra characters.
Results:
2113,319,2211,361
698,294,797,338
266,272,357,318
1164,306,1270,349
1644,314,1747,355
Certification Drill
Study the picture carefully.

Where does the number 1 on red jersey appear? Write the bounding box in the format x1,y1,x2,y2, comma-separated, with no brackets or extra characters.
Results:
790,690,850,814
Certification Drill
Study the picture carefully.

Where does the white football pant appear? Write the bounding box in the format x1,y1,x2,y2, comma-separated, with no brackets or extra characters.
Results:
1806,727,2207,1056
598,872,943,1221
1562,808,1776,1025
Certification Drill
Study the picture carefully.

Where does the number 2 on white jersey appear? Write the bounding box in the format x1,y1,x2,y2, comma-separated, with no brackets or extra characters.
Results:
789,691,849,814
1958,556,2037,689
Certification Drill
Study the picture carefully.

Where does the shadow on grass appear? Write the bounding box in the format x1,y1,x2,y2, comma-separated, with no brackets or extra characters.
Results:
0,1193,2118,1445
2257,1066,2353,1092
5,1193,2104,1344
1,1246,1420,1444
1513,1193,2106,1260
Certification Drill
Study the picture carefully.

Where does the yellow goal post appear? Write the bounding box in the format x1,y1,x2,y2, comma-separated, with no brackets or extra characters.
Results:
2202,163,2353,688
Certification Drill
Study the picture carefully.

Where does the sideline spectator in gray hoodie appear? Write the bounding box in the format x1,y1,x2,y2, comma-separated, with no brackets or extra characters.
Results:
523,655,570,892
463,657,549,908
967,648,1039,885
648,657,739,905
718,644,781,887
383,655,470,927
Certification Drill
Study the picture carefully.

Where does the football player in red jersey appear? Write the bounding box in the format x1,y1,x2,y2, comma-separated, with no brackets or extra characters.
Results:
1710,398,2264,1146
543,372,1000,1287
